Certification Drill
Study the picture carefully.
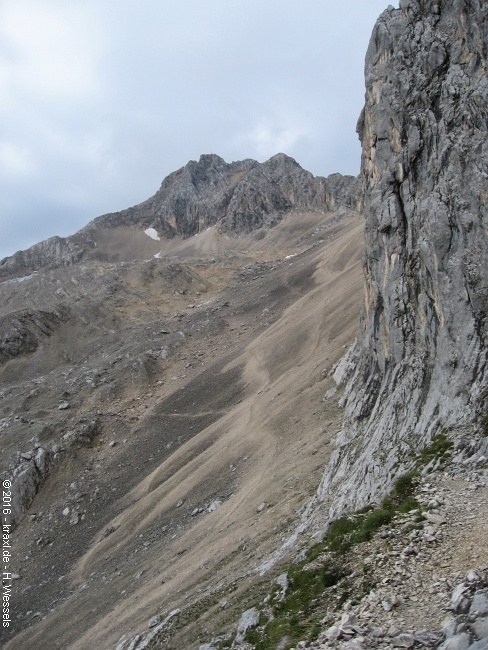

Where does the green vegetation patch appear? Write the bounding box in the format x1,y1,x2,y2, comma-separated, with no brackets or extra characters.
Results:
245,471,419,648
244,433,457,648
480,414,488,437
416,431,453,467
325,471,418,555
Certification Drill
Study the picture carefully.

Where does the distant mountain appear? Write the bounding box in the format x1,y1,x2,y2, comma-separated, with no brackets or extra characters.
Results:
0,153,361,279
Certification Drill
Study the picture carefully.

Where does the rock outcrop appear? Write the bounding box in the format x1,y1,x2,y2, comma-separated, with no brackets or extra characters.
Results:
0,306,70,365
0,233,94,279
315,0,488,523
0,154,361,279
3,418,100,529
87,153,360,237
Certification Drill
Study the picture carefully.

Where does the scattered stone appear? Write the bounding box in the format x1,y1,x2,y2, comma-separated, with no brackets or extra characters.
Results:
403,546,417,556
392,632,415,648
371,626,385,638
438,632,471,649
450,585,471,614
275,573,289,595
415,630,442,645
34,448,47,474
382,593,401,611
342,640,364,650
234,607,260,643
470,590,488,616
323,387,338,401
425,513,446,525
466,570,482,583
276,637,293,650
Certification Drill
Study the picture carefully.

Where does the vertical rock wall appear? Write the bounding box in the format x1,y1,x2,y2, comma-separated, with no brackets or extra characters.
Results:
316,0,488,524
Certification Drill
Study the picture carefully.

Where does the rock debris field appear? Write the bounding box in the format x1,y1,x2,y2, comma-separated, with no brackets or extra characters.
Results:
225,431,488,650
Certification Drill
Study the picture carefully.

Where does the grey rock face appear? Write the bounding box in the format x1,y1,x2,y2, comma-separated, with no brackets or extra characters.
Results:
439,572,488,649
6,448,55,528
0,154,361,279
89,153,360,238
0,233,94,279
4,419,99,529
234,607,260,643
316,1,488,521
0,305,70,364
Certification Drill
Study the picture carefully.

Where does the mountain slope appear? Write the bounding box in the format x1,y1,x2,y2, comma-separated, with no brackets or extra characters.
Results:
0,177,364,648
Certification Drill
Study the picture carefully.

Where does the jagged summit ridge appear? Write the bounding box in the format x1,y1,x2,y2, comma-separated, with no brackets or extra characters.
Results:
312,0,488,524
0,153,361,278
86,151,360,238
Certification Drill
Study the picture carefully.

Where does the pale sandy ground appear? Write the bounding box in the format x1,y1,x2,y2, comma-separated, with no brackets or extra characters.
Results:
87,210,338,262
3,211,365,649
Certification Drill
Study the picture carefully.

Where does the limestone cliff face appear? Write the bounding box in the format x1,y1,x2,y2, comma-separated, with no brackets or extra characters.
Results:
316,0,488,524
0,154,360,279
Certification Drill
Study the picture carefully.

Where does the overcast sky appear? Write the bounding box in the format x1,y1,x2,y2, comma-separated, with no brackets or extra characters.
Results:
0,0,391,260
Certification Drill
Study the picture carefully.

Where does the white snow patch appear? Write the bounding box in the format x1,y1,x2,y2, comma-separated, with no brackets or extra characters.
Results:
144,228,160,241
285,254,297,260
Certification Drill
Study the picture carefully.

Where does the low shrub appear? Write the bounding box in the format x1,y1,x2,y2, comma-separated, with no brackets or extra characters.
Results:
417,432,453,467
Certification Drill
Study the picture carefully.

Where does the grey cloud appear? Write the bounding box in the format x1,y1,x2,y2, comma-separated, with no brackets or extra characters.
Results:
0,0,390,260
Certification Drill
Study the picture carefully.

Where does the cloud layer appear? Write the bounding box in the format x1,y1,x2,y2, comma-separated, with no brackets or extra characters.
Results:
0,0,390,259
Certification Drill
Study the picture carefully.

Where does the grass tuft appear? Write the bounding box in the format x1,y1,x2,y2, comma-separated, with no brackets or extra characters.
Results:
416,432,453,467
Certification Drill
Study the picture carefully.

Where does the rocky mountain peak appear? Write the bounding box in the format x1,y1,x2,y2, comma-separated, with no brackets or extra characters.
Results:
262,152,301,170
172,153,232,188
195,152,227,167
0,155,361,279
